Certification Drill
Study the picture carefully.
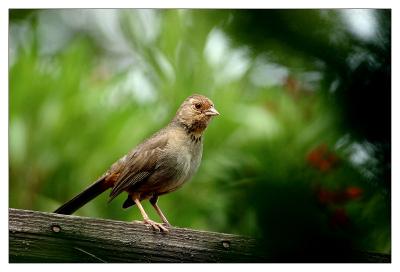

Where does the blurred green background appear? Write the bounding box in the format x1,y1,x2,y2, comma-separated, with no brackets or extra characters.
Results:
9,9,390,261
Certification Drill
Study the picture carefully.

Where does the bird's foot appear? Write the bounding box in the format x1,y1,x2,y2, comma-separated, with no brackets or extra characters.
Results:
143,219,169,232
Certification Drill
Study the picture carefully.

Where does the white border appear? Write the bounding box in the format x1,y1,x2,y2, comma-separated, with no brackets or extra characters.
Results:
1,0,399,9
1,1,398,272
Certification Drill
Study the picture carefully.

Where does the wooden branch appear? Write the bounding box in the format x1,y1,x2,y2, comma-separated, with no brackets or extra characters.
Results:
9,208,263,263
9,208,390,263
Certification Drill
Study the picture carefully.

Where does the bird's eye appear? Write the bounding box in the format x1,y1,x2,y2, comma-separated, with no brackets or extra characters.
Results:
194,103,202,109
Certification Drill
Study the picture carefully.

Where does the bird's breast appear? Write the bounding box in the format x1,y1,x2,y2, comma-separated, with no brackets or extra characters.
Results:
176,151,192,177
153,134,203,194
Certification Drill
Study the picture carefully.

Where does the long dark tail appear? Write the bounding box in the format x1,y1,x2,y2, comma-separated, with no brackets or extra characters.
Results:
54,176,108,215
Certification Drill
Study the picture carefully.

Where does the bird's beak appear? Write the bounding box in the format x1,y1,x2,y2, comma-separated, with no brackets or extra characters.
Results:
205,106,220,116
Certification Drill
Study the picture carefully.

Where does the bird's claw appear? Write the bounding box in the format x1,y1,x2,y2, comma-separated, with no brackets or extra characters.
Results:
143,219,169,232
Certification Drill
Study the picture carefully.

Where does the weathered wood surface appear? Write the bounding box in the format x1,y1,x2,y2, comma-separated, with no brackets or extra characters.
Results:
9,208,390,263
9,208,263,263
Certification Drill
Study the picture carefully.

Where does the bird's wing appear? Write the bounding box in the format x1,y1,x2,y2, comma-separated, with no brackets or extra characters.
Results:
108,129,169,201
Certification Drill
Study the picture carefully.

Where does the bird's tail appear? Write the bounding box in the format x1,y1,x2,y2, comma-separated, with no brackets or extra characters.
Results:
54,176,109,215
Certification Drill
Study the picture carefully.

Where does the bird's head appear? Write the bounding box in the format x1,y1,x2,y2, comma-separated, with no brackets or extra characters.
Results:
173,94,219,136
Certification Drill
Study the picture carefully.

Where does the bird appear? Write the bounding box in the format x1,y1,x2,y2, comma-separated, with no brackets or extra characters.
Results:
54,94,219,232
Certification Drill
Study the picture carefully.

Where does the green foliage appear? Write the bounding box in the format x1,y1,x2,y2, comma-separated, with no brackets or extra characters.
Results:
9,9,390,258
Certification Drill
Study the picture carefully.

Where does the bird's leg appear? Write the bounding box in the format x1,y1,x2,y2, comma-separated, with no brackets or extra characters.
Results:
150,196,171,227
132,195,168,232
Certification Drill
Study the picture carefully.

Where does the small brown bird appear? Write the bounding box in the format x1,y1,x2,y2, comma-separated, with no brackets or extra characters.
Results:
54,94,219,232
